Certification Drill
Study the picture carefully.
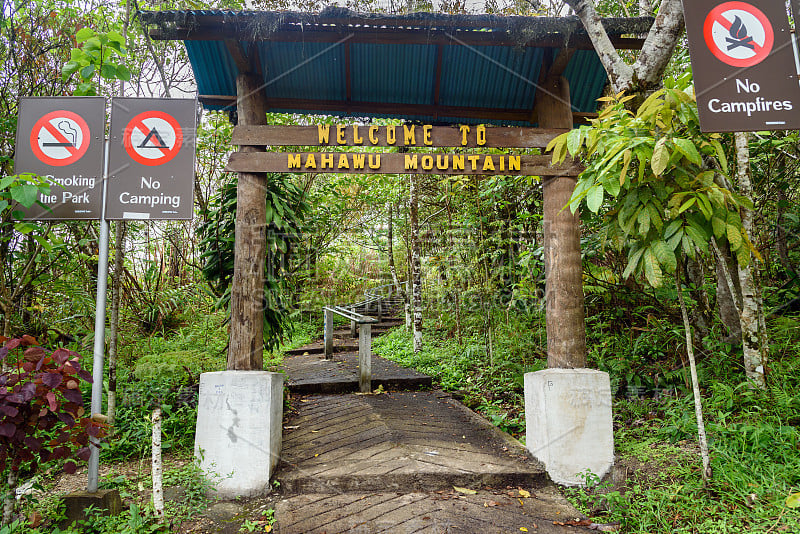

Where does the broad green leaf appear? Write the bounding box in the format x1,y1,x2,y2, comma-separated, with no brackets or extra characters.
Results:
80,64,95,79
678,197,696,214
0,176,16,189
652,138,669,175
116,65,131,81
667,228,684,251
638,205,651,235
100,63,117,80
685,221,708,249
619,149,632,187
696,170,715,187
62,60,81,77
647,203,663,231
10,184,38,207
566,128,583,156
711,139,728,174
665,219,683,238
546,133,568,163
727,223,742,251
586,185,604,213
601,173,620,197
736,246,750,267
785,493,800,508
623,248,646,279
643,249,663,287
14,222,35,234
712,216,726,238
0,200,8,212
696,194,713,219
76,27,95,42
674,138,702,165
651,240,677,272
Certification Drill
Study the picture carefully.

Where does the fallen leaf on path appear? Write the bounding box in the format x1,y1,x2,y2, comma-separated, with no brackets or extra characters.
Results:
453,486,477,494
518,489,531,498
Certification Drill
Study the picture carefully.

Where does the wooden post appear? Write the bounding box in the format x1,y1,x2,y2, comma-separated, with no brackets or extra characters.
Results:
536,75,587,368
359,324,372,393
228,73,269,370
350,320,357,338
324,308,334,360
377,300,383,322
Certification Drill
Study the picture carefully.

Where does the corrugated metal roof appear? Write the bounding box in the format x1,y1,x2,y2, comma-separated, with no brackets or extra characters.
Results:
143,9,651,126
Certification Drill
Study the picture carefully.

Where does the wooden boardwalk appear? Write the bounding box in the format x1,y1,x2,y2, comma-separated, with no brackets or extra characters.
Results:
273,318,593,533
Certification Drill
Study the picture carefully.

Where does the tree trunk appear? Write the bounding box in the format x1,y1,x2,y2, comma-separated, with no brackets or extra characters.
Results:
2,470,17,526
712,238,742,344
228,74,268,370
734,132,767,388
675,269,712,482
685,255,712,347
538,76,586,368
151,407,164,522
410,174,422,352
107,222,126,428
388,202,402,294
565,0,684,93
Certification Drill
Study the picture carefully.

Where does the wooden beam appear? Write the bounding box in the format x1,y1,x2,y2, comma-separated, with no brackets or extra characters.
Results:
200,95,596,123
536,74,586,369
225,39,251,74
226,151,581,176
227,73,269,371
231,124,566,148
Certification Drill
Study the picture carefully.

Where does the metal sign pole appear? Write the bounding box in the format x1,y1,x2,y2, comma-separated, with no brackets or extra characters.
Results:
87,138,110,493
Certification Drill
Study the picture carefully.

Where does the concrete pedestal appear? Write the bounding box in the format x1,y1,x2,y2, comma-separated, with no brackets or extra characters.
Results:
195,371,284,498
524,369,613,486
61,489,122,528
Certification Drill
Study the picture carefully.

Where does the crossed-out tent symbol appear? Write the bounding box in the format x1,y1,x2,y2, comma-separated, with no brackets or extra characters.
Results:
123,110,183,166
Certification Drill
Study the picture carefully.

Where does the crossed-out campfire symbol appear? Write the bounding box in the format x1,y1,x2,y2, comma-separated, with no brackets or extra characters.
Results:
727,15,755,51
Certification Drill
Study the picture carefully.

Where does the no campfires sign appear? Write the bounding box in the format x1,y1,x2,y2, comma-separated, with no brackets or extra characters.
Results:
14,97,105,220
682,0,800,132
106,98,196,220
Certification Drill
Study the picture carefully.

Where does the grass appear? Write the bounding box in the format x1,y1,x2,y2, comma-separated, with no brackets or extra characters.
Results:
373,309,800,532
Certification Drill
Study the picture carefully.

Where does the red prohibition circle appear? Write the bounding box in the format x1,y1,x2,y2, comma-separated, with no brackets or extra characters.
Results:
703,1,774,67
30,110,91,166
123,110,183,166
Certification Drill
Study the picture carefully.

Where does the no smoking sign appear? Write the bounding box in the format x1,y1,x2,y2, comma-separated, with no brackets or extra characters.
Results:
30,110,91,166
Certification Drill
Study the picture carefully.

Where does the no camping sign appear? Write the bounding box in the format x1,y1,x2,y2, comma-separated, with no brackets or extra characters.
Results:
106,98,196,220
682,0,800,132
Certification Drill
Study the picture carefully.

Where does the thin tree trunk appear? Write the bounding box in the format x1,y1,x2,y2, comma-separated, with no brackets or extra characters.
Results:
2,470,17,526
712,237,742,343
675,269,712,482
734,132,767,388
151,407,164,522
410,174,422,352
388,203,402,294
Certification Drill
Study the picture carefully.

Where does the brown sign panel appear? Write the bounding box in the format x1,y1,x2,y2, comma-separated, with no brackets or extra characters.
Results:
682,0,800,132
14,97,106,220
232,125,566,149
106,98,196,220
227,152,581,176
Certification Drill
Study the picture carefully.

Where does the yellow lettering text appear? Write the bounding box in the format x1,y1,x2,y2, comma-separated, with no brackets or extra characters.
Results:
368,154,381,169
468,155,480,171
353,125,363,145
477,124,486,146
321,153,334,169
404,154,418,170
288,154,301,169
304,154,317,169
338,154,350,169
318,125,330,144
459,125,470,146
369,125,379,145
508,155,520,172
404,125,416,145
482,156,495,171
336,125,347,145
423,125,432,146
436,155,449,170
387,125,396,145
452,155,465,171
353,153,366,169
421,155,434,170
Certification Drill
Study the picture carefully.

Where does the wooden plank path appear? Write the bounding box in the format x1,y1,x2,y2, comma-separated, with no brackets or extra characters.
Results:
275,317,593,533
